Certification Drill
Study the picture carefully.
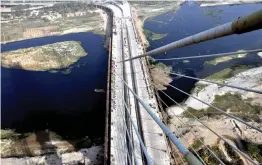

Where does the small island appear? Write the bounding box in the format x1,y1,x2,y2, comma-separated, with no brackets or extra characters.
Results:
183,60,190,63
205,50,247,65
144,29,168,41
1,41,87,71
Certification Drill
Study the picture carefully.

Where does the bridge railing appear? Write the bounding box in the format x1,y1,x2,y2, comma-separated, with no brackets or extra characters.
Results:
118,9,262,165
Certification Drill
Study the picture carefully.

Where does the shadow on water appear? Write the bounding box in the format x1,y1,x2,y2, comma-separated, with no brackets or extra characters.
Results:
1,32,107,163
1,58,104,164
159,69,197,107
4,65,106,139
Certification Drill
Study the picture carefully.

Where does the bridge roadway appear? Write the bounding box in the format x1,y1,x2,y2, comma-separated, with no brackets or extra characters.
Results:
105,2,171,165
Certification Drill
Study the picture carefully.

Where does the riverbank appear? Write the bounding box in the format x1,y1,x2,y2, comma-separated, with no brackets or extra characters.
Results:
200,0,262,7
167,66,262,114
1,41,87,71
130,1,184,48
0,129,103,162
1,145,103,165
166,66,262,164
1,2,108,44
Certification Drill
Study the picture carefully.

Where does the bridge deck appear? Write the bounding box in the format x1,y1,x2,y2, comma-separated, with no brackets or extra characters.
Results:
107,2,171,165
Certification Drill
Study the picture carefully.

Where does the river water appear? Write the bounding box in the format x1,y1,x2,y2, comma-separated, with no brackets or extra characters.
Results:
1,32,108,140
144,2,262,104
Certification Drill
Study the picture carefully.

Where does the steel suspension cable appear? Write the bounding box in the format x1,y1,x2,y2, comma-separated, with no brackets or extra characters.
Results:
155,94,207,165
121,95,154,165
122,9,262,62
116,58,143,165
115,73,203,165
158,89,259,165
170,72,262,94
154,49,262,61
155,92,225,165
115,92,130,164
117,91,140,165
161,81,262,133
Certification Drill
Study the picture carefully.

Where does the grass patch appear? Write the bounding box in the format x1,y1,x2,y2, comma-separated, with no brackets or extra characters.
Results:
224,142,241,161
1,129,33,141
197,144,230,164
207,93,262,121
1,129,20,140
222,137,262,163
183,93,262,121
58,25,72,31
206,68,233,82
205,64,250,82
242,140,262,162
183,107,205,118
191,137,204,149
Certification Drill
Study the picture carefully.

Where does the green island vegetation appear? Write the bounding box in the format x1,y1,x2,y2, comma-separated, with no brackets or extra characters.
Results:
205,64,254,82
143,29,168,41
151,33,168,40
191,137,204,149
183,93,262,122
1,41,87,71
205,50,247,66
0,129,100,157
183,60,190,63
